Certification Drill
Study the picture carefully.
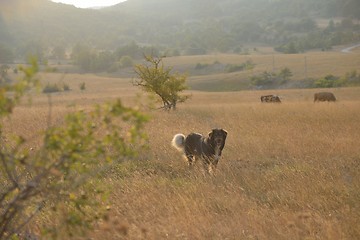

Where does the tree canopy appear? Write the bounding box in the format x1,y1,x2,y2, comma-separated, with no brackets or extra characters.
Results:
133,55,190,110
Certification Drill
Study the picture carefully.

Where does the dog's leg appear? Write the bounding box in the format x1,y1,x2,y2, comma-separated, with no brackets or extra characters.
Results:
210,146,221,173
186,155,195,166
208,164,215,175
201,158,214,175
212,157,220,167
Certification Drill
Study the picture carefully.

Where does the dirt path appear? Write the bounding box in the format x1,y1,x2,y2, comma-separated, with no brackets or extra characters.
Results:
341,43,360,53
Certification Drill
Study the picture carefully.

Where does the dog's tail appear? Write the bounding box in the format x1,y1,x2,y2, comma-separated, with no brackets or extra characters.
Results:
171,133,185,151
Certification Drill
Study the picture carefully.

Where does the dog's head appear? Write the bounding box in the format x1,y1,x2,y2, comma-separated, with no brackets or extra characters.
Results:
208,128,227,150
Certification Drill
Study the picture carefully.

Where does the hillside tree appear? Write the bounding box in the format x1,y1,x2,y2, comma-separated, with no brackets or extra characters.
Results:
133,55,190,110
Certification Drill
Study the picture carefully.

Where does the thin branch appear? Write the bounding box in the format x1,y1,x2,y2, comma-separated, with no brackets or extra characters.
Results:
0,185,38,238
0,152,18,188
10,201,45,237
0,185,17,207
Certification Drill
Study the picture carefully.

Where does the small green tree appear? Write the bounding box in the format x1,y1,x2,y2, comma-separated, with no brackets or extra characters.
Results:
278,67,293,84
251,67,293,88
225,60,255,73
314,74,341,88
133,55,190,110
0,58,149,239
251,71,277,87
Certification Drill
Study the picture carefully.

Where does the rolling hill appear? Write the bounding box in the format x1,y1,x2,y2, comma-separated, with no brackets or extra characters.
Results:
0,0,359,60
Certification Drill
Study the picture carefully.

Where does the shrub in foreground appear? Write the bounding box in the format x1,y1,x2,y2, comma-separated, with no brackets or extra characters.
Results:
0,59,149,239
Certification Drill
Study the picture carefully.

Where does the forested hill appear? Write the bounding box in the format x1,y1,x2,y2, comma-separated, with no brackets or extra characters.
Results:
0,0,359,63
112,0,359,20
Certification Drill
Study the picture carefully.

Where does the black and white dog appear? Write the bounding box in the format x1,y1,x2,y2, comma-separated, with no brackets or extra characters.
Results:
171,129,227,173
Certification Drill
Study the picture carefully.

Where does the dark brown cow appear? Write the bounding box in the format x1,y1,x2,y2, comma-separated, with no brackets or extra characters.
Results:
261,95,281,103
314,92,336,102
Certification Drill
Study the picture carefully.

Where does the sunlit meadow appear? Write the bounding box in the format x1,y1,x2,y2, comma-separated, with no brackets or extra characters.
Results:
4,71,359,239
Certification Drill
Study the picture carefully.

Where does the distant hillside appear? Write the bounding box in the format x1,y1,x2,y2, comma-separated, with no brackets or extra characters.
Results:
0,0,359,63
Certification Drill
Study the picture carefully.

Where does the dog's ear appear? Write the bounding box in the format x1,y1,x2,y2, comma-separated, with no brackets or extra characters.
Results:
221,129,228,138
208,130,213,139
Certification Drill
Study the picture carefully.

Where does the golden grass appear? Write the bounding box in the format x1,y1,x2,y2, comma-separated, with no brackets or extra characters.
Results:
109,93,359,239
3,65,360,239
93,90,360,239
163,49,360,91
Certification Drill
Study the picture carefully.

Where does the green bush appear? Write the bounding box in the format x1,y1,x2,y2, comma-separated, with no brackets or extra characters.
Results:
251,71,276,86
79,82,86,91
225,63,246,73
0,59,149,239
195,63,209,70
225,60,255,73
314,74,341,88
43,83,62,93
63,83,71,91
42,82,71,93
251,67,293,88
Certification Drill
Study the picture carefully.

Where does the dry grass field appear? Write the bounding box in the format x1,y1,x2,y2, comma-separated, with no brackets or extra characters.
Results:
163,49,360,91
93,88,359,240
3,50,360,239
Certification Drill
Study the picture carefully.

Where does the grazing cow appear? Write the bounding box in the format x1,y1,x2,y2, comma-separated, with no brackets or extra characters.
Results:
314,92,336,102
260,95,281,103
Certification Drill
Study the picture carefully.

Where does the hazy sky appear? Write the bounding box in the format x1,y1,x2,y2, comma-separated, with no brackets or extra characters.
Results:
51,0,127,8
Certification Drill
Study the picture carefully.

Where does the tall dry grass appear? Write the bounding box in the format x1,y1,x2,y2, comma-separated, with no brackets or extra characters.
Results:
90,88,360,239
3,72,360,239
